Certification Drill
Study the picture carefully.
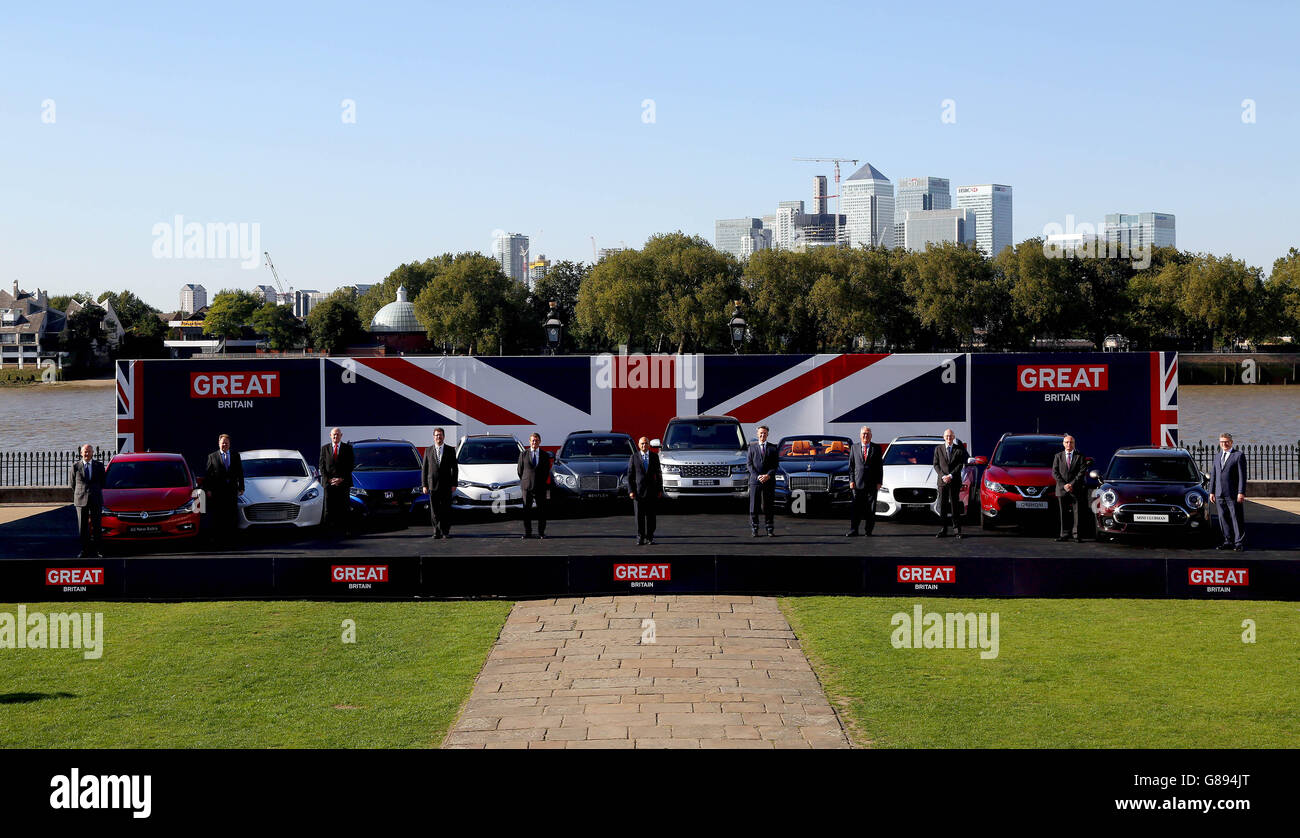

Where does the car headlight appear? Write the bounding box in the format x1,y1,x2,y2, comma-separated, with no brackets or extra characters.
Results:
775,474,785,482
833,475,850,483
1101,489,1118,508
558,474,577,489
299,487,320,502
984,478,1008,493
878,487,890,494
236,494,247,505
179,498,196,513
501,480,520,489
350,487,367,497
730,464,748,475
99,507,115,517
661,465,680,474
1185,491,1204,509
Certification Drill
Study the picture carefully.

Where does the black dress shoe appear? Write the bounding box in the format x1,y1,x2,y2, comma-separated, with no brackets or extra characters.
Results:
647,539,656,545
433,532,443,540
767,531,775,537
636,536,645,545
935,530,948,538
1056,536,1068,542
1075,537,1084,543
538,534,546,540
954,532,963,540
845,530,859,537
1215,543,1231,550
751,530,759,537
521,534,532,539
1234,545,1244,552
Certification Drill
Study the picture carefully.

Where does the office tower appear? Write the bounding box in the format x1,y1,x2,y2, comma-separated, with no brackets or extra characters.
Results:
739,228,772,259
528,255,551,291
812,176,829,215
894,176,951,249
715,218,764,259
903,208,977,251
1104,212,1176,251
493,232,530,283
841,163,894,249
180,283,207,314
955,184,1013,256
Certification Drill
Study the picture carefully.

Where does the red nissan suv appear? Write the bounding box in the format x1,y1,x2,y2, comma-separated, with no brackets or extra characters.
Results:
974,433,1087,531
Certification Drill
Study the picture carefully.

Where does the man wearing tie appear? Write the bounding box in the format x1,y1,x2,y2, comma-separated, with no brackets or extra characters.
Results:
627,436,663,545
517,432,552,539
70,443,106,558
421,427,458,539
1052,433,1088,542
319,427,354,538
204,433,244,545
932,428,968,539
847,425,884,537
747,425,779,537
1209,431,1248,551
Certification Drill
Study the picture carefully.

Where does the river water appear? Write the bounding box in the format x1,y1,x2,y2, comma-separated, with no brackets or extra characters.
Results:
0,380,1297,452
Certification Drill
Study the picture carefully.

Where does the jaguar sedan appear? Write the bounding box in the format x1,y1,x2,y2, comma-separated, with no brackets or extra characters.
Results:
1090,447,1213,542
236,448,324,529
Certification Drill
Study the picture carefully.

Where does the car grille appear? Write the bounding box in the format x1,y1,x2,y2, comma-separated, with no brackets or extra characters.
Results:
579,474,620,491
679,464,729,478
893,488,937,504
1114,504,1188,524
1013,485,1052,498
245,502,300,522
788,476,829,492
115,510,174,522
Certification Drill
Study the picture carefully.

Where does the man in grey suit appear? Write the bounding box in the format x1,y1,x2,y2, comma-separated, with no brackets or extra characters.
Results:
747,425,779,537
70,443,105,558
421,427,457,539
847,425,883,537
517,432,552,539
1209,431,1248,551
932,428,968,539
1052,433,1088,542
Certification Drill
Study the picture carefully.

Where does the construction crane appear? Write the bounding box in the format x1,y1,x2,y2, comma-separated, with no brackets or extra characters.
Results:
793,157,858,247
263,251,292,306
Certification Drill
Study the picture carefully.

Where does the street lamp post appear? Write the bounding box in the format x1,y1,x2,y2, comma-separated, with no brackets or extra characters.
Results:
544,301,563,355
728,300,747,354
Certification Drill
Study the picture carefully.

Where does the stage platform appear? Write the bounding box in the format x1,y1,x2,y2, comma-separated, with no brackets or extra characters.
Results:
2,504,1297,601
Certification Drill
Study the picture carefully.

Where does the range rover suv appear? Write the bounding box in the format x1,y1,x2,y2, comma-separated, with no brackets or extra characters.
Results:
652,415,749,500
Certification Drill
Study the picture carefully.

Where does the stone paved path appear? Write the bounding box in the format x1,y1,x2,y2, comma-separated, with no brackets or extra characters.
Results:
443,595,851,749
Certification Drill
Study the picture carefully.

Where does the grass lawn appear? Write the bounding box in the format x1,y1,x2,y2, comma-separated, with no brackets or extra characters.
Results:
780,597,1300,748
0,600,511,748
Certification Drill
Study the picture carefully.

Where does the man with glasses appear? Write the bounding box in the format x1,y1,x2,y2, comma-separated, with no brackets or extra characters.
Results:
1209,432,1248,551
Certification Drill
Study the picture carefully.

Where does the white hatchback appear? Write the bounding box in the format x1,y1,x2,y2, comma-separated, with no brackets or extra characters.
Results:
237,448,324,528
453,435,525,511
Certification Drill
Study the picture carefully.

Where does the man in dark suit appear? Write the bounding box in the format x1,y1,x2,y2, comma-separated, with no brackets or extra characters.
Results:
319,427,354,538
1209,431,1248,551
747,425,779,537
933,428,968,538
847,425,884,537
70,443,106,558
627,436,663,545
204,433,244,544
1052,433,1088,542
517,432,552,539
421,426,457,539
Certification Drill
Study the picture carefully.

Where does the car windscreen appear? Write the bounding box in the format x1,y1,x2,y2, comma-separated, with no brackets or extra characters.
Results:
1107,456,1200,483
663,422,745,450
882,443,938,466
992,439,1059,468
780,438,850,457
561,437,635,459
459,440,522,465
243,457,308,478
106,461,190,489
354,445,421,471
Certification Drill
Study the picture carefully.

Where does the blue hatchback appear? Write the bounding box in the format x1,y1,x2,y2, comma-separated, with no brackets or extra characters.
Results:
347,438,430,527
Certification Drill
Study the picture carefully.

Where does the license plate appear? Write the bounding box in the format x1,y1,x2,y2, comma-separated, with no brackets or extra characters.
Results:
130,525,161,534
586,492,614,499
695,480,719,486
905,503,930,508
1133,513,1169,523
1016,500,1049,509
384,491,395,499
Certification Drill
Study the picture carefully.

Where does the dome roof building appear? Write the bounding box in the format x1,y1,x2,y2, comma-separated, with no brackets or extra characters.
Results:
370,285,423,333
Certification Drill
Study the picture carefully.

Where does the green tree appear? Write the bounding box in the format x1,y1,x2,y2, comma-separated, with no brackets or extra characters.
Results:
529,260,593,350
642,233,743,353
1002,238,1078,344
357,257,451,327
202,289,262,339
1265,248,1300,342
905,242,993,348
741,249,821,352
1127,254,1192,349
575,249,662,351
1179,253,1266,349
63,302,107,369
306,290,366,354
413,253,530,354
252,303,305,350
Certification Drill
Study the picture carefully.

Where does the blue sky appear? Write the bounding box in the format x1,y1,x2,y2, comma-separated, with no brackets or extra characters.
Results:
2,0,1297,311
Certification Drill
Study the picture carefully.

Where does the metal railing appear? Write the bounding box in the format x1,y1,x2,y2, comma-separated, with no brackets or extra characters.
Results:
1180,441,1300,482
0,449,114,487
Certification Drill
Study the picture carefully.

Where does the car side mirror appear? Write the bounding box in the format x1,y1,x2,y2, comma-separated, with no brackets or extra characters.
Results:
650,439,661,448
1087,469,1100,480
969,456,988,466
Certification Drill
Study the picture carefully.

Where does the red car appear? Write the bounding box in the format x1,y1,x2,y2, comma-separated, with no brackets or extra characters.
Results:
100,453,202,542
973,433,1087,531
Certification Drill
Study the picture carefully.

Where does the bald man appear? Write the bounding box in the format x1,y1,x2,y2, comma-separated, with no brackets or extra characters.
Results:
319,427,354,537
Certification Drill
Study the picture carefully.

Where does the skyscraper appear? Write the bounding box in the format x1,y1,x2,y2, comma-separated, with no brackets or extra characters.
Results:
715,218,764,259
812,176,829,215
1104,212,1175,251
773,201,805,250
739,228,772,259
493,232,530,283
894,177,951,249
841,163,894,249
528,255,551,291
903,208,977,251
180,283,207,314
955,184,1013,256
